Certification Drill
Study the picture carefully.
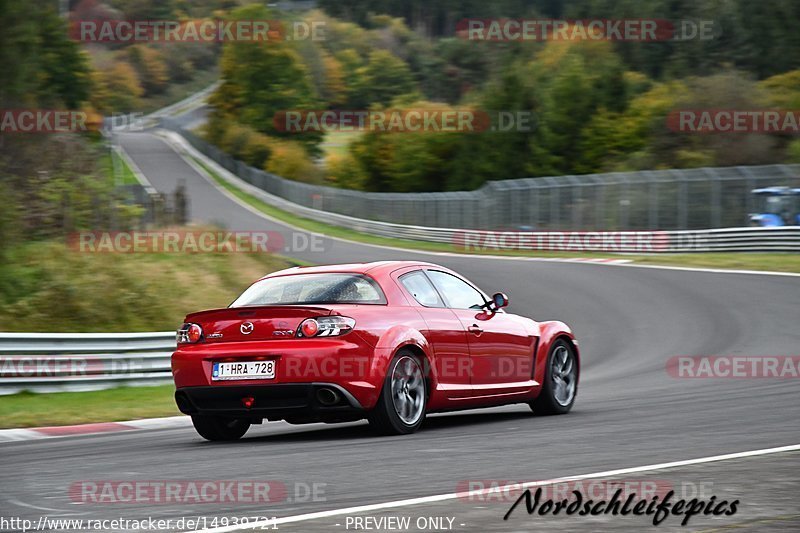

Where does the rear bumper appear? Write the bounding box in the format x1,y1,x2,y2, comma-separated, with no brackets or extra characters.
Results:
175,383,366,422
172,338,392,409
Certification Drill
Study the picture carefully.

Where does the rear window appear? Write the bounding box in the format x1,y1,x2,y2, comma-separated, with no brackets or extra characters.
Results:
230,273,387,307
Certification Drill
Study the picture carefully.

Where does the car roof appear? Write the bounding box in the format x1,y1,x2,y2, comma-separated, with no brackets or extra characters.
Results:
260,260,444,280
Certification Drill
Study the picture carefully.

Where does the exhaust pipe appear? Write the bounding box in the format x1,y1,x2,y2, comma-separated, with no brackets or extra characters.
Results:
316,387,340,406
174,391,196,414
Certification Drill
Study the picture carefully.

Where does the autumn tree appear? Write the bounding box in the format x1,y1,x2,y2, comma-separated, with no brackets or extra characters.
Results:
209,4,321,150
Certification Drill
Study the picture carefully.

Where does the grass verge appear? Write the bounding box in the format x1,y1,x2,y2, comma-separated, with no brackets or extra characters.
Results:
0,237,292,332
0,386,178,429
104,147,140,186
192,157,800,274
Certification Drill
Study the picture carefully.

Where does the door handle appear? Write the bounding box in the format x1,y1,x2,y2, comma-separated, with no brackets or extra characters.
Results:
468,325,483,336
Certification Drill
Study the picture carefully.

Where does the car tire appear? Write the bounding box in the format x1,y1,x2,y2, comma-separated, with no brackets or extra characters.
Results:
368,350,427,435
530,339,578,415
191,415,250,441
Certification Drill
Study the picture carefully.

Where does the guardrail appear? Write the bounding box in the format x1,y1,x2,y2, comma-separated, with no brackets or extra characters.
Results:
164,130,800,253
0,333,175,395
161,117,800,232
106,82,219,133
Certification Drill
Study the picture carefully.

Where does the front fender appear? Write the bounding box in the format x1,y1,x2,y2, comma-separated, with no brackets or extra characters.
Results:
535,321,580,387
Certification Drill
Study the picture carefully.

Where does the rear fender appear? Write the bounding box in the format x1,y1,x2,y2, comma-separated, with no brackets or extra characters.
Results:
535,321,579,386
373,326,434,384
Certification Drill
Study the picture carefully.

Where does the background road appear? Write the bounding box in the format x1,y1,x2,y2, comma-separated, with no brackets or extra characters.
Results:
1,129,798,531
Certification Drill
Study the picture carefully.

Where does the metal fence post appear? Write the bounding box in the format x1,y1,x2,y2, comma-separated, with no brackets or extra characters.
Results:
646,171,659,229
706,168,722,229
668,170,689,230
594,177,605,230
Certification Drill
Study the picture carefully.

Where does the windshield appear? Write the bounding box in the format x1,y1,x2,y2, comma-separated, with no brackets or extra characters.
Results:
230,273,386,307
763,196,795,215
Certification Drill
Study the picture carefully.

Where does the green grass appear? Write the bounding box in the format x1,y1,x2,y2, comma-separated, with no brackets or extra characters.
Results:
103,147,140,186
0,386,179,428
192,157,800,274
89,135,139,186
617,253,800,272
0,238,293,332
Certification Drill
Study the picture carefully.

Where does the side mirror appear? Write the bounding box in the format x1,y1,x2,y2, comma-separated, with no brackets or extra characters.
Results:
476,293,509,320
492,292,509,310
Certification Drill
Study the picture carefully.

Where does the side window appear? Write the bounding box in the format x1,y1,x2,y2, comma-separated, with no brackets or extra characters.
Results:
426,271,486,310
399,271,444,308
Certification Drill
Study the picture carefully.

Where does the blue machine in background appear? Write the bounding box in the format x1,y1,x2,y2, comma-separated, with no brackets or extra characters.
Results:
749,187,800,226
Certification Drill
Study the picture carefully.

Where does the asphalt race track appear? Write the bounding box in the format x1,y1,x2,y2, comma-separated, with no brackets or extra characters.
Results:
1,129,798,532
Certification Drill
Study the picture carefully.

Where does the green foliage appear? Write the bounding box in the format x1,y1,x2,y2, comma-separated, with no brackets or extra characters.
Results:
787,140,800,164
0,0,91,108
206,1,800,192
210,4,321,150
759,71,800,109
0,239,291,332
0,182,14,297
0,135,137,241
319,0,800,78
334,48,367,106
350,50,416,107
91,61,144,113
213,120,274,169
219,122,255,161
325,152,369,189
127,45,169,96
419,38,492,104
265,141,321,183
349,101,488,192
241,132,273,169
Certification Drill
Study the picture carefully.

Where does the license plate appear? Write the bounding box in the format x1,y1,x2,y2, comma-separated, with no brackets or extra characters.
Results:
212,360,275,381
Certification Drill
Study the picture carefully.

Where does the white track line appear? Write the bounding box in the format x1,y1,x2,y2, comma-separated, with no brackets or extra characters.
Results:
158,131,800,279
195,443,800,532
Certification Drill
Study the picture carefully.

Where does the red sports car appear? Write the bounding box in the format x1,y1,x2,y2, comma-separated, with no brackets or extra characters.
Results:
172,261,579,440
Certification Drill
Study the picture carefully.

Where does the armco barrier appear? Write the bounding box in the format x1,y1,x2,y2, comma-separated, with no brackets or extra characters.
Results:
451,227,800,253
0,332,175,395
165,129,800,253
161,117,800,232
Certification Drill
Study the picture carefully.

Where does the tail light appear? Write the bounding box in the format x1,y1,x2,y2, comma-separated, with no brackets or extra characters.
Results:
177,323,203,344
296,316,355,338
